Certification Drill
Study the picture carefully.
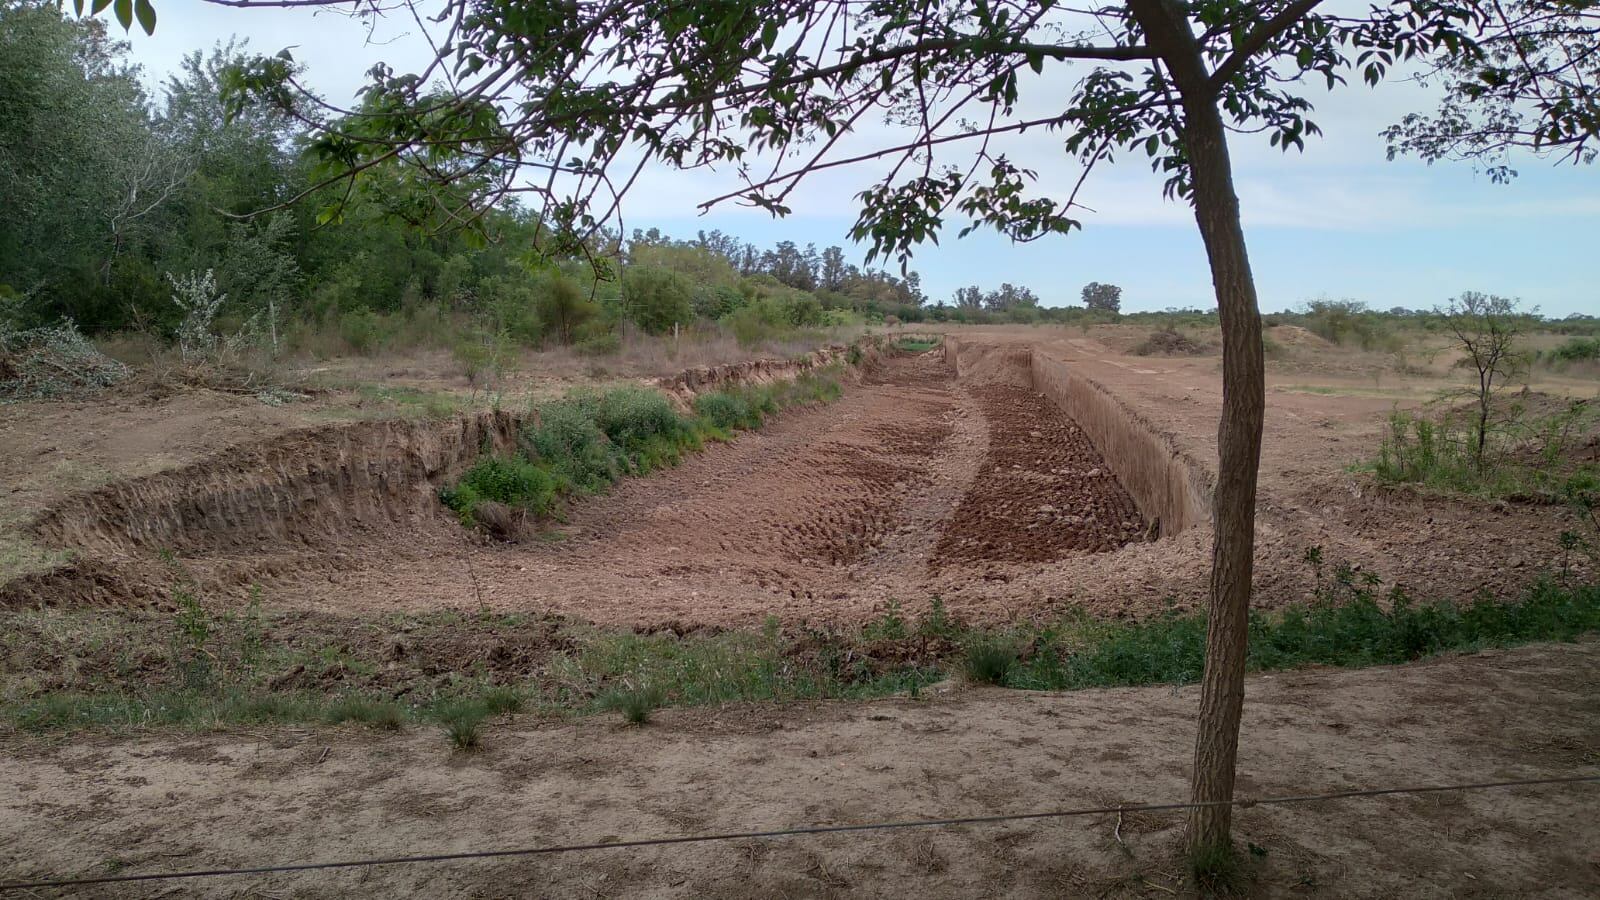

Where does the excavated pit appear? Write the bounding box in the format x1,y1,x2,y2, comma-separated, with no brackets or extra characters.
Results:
4,339,1217,624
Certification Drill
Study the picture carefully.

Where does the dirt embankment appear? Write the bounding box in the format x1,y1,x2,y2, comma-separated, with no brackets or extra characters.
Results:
944,336,1213,537
655,337,886,405
3,341,888,609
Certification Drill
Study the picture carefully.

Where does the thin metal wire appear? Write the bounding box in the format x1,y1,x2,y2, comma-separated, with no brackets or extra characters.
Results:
1,774,1594,891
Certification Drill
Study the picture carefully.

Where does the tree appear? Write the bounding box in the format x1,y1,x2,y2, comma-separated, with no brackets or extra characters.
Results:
1082,282,1124,313
1384,0,1600,181
100,0,1573,864
534,275,595,345
621,266,694,335
1439,292,1529,469
954,286,985,310
984,282,1041,311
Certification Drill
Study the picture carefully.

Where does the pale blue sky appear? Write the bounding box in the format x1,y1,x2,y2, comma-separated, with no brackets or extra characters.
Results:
122,3,1598,316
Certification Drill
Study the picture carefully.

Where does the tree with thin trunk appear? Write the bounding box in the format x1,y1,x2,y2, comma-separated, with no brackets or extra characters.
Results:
1439,291,1528,471
85,0,1595,869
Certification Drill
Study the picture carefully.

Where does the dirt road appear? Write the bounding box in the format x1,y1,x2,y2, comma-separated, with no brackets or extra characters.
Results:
4,641,1595,898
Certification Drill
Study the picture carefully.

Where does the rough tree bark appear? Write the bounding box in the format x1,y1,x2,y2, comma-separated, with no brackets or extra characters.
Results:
1127,0,1268,857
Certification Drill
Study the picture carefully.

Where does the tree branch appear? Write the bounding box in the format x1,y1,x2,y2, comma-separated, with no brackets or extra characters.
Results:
1206,0,1327,94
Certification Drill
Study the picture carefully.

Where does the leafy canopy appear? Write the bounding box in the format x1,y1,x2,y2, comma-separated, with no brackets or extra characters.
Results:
195,0,1485,265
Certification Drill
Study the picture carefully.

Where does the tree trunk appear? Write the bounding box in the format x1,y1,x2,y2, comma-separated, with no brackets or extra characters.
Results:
1124,0,1268,860
1181,97,1266,858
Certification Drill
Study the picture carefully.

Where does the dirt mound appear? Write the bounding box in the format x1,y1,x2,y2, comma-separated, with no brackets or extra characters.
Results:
934,384,1147,564
1132,327,1208,356
1269,324,1330,347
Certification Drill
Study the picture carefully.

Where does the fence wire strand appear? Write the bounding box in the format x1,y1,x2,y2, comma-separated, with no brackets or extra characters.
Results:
1,774,1594,891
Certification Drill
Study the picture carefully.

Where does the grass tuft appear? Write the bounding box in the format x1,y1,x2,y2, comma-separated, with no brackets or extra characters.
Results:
599,682,666,725
437,699,488,750
325,695,404,730
963,639,1018,685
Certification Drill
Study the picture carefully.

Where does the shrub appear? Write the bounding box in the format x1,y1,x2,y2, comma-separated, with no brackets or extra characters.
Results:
694,390,760,431
479,275,543,346
596,386,687,451
693,284,746,320
534,275,596,344
523,394,621,492
1134,327,1205,356
338,308,389,355
441,455,559,527
622,266,695,335
1547,337,1600,364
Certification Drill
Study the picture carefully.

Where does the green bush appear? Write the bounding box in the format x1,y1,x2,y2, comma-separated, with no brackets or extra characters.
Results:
444,377,842,533
523,394,622,493
1547,337,1600,363
338,308,390,355
1001,578,1600,691
694,390,761,431
440,455,559,524
534,275,597,344
622,266,695,335
963,639,1019,685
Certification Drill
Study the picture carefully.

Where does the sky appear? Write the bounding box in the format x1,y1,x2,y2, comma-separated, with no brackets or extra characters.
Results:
120,3,1599,316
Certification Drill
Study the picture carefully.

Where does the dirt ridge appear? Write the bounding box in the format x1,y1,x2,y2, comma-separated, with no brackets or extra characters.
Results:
4,340,890,608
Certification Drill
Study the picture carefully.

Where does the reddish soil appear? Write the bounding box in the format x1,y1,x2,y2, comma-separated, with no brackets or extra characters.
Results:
935,384,1146,564
3,641,1596,898
4,326,1591,627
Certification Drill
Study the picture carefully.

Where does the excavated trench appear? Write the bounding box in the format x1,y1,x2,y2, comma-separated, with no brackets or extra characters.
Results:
3,339,1216,624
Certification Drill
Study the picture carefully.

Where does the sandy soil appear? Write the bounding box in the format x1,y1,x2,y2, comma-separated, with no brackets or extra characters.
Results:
3,641,1596,898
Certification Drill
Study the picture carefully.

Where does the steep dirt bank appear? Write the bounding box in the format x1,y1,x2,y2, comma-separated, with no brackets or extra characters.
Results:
3,641,1594,897
943,336,1212,537
1,342,888,609
249,352,1206,626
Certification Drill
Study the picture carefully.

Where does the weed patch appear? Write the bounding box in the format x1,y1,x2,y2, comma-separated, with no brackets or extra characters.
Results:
443,369,846,534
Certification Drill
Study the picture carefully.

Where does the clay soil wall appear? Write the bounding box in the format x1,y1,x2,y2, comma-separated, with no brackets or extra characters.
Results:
945,336,1212,537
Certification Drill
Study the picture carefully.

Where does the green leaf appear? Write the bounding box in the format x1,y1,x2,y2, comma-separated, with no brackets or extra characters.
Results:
113,0,133,30
91,0,112,14
133,0,156,35
761,20,778,51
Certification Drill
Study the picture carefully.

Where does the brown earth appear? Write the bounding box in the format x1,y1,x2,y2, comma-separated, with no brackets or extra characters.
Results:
3,641,1596,898
3,330,1590,626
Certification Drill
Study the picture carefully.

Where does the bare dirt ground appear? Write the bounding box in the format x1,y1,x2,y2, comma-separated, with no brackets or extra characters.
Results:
4,641,1596,898
258,352,1162,626
4,326,1590,625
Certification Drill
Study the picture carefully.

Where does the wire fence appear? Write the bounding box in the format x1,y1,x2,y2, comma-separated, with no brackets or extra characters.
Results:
1,774,1594,891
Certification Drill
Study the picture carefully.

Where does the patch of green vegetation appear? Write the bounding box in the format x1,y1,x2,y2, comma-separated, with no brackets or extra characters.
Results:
1368,403,1598,503
440,454,559,525
1544,336,1600,364
355,385,462,419
999,574,1600,691
895,337,940,353
436,698,488,750
6,561,1596,746
443,372,845,529
598,682,665,725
